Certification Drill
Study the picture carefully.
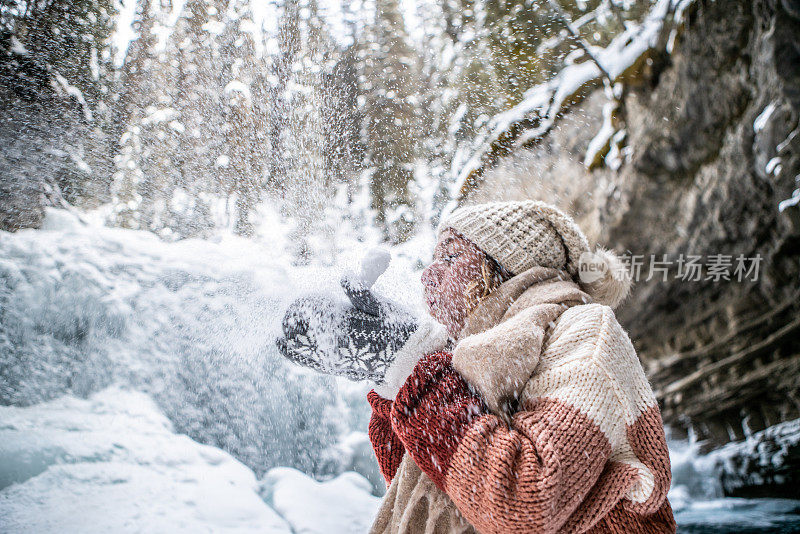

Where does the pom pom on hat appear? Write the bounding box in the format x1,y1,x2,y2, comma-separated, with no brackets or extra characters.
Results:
439,200,633,309
577,246,633,310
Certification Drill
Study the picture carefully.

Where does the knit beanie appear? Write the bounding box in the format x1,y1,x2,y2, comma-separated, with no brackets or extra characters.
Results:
438,200,632,309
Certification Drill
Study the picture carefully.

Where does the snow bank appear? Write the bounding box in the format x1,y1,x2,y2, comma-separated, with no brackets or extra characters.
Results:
0,387,292,533
261,467,381,534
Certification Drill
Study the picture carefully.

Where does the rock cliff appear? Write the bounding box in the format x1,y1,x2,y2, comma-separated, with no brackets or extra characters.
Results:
460,0,800,495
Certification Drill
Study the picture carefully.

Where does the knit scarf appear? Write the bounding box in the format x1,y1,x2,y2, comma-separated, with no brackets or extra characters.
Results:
452,265,593,420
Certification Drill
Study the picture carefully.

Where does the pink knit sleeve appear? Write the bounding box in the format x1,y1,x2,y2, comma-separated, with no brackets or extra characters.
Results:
444,392,623,534
367,390,406,485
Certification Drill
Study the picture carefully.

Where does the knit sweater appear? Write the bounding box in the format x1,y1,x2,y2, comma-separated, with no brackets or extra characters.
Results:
367,267,676,534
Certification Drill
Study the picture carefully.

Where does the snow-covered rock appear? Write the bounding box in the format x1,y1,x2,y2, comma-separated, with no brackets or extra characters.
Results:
0,387,386,533
668,429,800,531
453,0,691,199
261,467,380,534
337,430,385,495
713,418,800,499
0,387,292,533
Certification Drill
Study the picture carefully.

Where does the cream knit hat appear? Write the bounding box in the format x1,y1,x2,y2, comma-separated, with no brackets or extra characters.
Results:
438,200,632,309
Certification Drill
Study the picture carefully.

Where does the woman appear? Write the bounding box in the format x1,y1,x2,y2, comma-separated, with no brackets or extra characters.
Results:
278,200,676,534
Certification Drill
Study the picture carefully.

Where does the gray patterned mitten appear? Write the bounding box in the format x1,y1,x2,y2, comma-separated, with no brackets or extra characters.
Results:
276,277,419,384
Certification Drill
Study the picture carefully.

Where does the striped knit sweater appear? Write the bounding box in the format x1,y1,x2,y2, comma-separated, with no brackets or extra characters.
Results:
367,267,676,534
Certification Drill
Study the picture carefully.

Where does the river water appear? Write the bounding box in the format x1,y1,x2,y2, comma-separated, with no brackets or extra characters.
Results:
669,434,800,532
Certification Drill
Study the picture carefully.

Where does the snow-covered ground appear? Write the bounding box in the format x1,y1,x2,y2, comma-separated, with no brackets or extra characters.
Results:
0,387,379,533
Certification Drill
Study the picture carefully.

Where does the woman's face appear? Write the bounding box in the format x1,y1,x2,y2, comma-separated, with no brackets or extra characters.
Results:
421,228,486,338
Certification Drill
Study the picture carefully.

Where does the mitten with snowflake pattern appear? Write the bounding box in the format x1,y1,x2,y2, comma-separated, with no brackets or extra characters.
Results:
276,276,449,392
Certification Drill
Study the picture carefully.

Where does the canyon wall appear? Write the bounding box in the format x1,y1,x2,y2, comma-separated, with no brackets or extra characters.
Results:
462,0,800,484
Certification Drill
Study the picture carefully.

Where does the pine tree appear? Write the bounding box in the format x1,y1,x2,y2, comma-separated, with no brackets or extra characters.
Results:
1,0,118,208
267,0,300,196
268,0,342,261
114,0,271,238
113,0,168,231
414,0,465,224
217,0,267,236
357,0,422,243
